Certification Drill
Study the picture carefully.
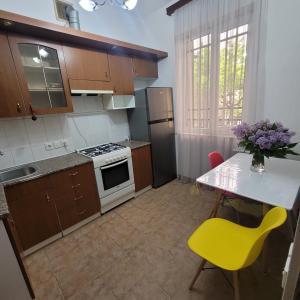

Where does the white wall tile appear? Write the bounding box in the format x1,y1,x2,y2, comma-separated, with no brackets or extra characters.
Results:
4,119,29,148
31,144,52,161
0,149,14,170
24,117,47,145
0,120,9,149
11,146,34,165
43,116,63,142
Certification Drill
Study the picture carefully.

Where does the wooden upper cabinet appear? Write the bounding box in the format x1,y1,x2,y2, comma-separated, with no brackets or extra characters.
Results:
132,57,158,78
5,176,61,251
8,35,73,116
132,145,153,192
108,54,134,95
0,33,26,117
63,45,111,82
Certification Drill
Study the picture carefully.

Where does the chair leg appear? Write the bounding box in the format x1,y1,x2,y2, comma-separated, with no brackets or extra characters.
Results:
189,259,207,290
232,271,240,300
236,211,240,224
208,191,224,219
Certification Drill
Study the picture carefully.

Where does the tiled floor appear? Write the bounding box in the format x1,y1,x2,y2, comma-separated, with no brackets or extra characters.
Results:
25,180,290,300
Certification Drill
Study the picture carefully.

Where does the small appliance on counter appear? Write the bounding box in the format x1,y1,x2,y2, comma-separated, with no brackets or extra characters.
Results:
77,143,135,213
127,87,177,188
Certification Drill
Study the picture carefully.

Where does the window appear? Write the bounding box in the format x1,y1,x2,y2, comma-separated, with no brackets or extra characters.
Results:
191,24,248,134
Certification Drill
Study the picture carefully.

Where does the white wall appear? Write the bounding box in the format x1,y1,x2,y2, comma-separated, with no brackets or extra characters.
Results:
0,97,130,169
0,0,176,169
264,0,300,153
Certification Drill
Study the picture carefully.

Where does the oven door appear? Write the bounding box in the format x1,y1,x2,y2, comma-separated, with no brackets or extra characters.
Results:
96,158,134,198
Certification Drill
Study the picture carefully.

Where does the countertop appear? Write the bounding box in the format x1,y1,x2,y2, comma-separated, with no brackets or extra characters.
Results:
117,140,151,150
0,152,91,218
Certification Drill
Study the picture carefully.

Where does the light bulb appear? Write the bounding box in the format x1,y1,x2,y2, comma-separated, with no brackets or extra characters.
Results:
122,0,137,10
79,0,99,11
39,48,49,58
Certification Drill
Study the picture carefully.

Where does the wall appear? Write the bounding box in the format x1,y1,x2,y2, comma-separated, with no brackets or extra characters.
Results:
0,97,130,169
0,0,176,169
264,0,300,154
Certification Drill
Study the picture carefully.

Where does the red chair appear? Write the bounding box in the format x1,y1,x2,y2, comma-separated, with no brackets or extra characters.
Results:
207,151,261,220
208,151,235,198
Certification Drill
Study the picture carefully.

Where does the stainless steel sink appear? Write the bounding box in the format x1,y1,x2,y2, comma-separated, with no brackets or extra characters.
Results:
0,166,37,183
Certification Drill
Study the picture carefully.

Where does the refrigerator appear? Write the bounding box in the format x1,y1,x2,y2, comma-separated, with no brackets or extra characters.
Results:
127,87,177,188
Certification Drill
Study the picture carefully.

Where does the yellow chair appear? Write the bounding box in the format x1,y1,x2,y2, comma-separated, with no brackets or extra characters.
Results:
188,207,287,300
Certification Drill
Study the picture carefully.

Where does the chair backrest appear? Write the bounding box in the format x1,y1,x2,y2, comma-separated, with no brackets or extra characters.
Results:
208,151,224,169
243,207,287,268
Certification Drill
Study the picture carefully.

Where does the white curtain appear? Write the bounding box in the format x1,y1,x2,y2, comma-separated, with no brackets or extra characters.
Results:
175,0,267,180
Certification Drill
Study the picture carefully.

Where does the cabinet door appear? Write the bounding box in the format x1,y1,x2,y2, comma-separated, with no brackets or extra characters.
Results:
132,57,158,78
50,162,100,230
0,33,26,117
132,145,153,192
109,54,134,95
63,45,110,82
8,35,73,115
5,177,61,251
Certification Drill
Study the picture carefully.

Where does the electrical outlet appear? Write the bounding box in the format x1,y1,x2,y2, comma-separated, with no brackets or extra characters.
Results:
45,142,54,151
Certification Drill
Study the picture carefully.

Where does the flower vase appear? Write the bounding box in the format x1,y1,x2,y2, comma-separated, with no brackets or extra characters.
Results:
251,152,265,173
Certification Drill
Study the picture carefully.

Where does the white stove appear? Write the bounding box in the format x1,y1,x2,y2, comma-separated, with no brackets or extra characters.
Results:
78,143,135,213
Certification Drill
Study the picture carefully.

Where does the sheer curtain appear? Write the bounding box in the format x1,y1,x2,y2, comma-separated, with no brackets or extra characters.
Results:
175,0,267,180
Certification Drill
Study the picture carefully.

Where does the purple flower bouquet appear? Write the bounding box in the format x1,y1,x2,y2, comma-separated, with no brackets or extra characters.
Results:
232,120,298,172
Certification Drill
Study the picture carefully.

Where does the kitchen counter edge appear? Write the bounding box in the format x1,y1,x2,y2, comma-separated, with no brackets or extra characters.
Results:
117,140,151,150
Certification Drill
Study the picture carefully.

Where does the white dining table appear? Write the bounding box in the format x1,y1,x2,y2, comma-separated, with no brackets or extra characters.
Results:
197,152,300,210
196,152,300,300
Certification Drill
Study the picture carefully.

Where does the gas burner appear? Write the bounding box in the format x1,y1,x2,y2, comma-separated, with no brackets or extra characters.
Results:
78,143,126,158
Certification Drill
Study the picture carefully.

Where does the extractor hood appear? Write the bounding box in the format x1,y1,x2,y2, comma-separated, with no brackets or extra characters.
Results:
69,79,114,96
70,89,114,96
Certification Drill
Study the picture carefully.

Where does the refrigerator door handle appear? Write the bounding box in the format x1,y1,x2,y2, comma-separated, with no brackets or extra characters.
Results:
148,118,174,125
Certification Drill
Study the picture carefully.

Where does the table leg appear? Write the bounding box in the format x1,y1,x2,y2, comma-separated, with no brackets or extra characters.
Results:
262,203,271,274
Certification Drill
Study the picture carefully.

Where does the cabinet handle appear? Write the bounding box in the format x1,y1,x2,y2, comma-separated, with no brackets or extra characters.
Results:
74,195,83,201
16,102,22,113
45,193,51,203
105,71,108,78
78,209,87,216
69,171,79,176
72,183,81,189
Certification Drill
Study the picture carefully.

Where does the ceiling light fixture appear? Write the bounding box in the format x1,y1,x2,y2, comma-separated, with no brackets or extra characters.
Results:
79,0,138,12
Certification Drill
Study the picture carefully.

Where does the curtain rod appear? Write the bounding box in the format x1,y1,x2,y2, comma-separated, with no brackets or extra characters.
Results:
166,0,193,16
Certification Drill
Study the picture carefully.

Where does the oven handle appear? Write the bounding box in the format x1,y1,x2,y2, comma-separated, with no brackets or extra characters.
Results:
100,159,128,170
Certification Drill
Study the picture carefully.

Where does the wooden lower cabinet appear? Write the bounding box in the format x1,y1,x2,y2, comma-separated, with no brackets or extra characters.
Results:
5,162,100,252
49,162,100,230
132,145,153,192
5,176,61,251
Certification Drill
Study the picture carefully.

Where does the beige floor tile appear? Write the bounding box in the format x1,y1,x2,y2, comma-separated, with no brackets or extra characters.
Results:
25,180,287,300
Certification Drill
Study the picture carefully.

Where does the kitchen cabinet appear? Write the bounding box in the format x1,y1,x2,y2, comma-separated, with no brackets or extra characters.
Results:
5,162,100,252
0,33,26,117
132,57,158,78
5,176,61,251
49,162,100,231
63,45,111,92
8,35,73,116
132,145,153,192
108,54,134,95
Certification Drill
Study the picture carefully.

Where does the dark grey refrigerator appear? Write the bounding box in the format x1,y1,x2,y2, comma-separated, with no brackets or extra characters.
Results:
127,87,177,188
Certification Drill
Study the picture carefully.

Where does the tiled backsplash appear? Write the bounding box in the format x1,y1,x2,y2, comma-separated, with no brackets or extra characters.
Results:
0,96,130,170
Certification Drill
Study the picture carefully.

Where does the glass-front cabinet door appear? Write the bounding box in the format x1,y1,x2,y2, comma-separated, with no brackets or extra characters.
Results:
9,35,73,115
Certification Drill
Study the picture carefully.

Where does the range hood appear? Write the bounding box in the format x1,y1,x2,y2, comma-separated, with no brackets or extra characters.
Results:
69,79,114,96
71,89,114,96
